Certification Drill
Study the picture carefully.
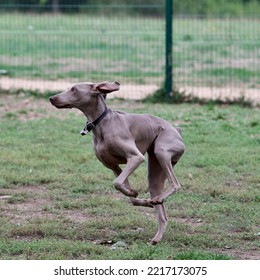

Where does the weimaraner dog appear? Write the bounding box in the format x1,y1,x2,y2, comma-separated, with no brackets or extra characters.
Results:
49,81,185,244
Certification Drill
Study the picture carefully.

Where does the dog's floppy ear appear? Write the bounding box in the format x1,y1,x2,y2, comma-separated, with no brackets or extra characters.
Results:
95,81,120,94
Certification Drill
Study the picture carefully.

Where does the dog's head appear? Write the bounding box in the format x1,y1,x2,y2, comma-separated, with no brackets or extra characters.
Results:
49,81,120,110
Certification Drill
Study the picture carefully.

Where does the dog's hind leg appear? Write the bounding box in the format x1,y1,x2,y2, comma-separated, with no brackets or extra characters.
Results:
151,131,185,205
147,151,168,245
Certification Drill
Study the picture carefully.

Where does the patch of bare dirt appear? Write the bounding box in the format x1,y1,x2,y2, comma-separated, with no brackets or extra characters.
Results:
0,185,52,224
0,77,157,100
179,86,260,106
1,77,259,105
176,217,204,228
0,185,90,225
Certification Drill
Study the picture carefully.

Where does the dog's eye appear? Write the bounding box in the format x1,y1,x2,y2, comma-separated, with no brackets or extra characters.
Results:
71,87,77,94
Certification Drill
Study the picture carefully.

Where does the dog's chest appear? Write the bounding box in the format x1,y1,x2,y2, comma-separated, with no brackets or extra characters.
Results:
93,139,126,166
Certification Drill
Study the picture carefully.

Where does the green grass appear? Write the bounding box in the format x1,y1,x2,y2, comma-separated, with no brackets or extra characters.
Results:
201,68,260,83
0,14,259,87
0,91,259,259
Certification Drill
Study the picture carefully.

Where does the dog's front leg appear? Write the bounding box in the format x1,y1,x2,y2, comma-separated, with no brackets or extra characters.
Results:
114,153,145,197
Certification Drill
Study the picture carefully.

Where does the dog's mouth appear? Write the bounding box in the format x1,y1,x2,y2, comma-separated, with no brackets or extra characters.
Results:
53,104,72,109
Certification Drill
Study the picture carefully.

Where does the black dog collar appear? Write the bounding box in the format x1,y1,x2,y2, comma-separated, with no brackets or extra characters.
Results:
80,107,109,136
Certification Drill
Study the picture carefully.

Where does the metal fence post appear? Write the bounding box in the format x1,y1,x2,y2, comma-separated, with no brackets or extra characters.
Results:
165,0,173,99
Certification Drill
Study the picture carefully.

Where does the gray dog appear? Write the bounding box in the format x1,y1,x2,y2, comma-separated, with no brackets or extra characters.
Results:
50,81,185,244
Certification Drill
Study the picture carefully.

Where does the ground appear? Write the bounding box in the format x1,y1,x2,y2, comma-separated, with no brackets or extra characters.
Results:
0,91,259,260
1,77,259,105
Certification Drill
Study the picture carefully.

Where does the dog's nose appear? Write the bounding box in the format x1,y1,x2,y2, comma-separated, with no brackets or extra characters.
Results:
49,96,54,103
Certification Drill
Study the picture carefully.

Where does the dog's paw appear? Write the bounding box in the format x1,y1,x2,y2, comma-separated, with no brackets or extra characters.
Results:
150,196,164,205
115,184,138,197
149,238,159,245
129,189,138,198
145,199,155,208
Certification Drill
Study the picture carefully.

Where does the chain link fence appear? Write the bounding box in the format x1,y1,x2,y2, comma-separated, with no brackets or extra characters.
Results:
172,16,259,104
0,4,259,103
0,4,164,99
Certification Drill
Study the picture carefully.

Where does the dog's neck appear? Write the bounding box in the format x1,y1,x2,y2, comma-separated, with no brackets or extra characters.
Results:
79,95,108,123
